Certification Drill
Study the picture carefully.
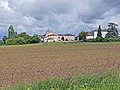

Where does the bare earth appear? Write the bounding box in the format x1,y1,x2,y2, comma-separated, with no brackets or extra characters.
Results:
0,43,120,86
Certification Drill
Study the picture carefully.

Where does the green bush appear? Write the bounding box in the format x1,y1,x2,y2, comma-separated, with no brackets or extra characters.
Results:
6,38,17,45
86,38,96,42
96,37,104,42
0,40,4,45
29,35,40,44
6,38,25,45
16,37,26,44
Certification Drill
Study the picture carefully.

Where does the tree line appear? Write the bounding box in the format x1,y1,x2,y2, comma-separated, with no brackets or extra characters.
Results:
1,25,40,45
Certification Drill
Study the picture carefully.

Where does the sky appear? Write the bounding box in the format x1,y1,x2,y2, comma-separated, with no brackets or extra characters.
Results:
0,0,120,38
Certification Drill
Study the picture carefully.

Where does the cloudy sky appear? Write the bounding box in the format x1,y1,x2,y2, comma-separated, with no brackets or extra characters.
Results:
0,0,120,38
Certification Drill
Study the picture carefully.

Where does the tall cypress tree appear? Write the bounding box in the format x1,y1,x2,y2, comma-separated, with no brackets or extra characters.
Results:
97,25,102,37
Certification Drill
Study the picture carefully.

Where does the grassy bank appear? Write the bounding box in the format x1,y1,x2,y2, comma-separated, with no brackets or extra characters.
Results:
1,71,120,90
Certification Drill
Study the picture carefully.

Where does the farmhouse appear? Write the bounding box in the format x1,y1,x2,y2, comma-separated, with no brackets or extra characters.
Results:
86,29,108,39
43,30,75,42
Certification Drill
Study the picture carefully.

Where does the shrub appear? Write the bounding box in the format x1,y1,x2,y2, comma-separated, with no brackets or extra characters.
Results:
0,40,4,45
96,37,104,42
29,35,40,44
6,38,17,45
6,38,25,45
86,37,120,42
16,37,26,44
86,38,96,42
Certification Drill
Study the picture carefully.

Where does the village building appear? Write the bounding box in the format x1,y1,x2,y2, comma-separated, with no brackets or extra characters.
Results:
43,30,75,42
64,34,75,41
86,29,108,39
43,30,58,42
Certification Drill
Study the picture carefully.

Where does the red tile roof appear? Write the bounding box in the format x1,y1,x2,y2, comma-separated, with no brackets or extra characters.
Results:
58,34,64,36
64,34,74,36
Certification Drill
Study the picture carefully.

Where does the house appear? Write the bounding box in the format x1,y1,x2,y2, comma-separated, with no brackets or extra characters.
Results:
43,30,75,42
86,29,108,39
44,30,58,42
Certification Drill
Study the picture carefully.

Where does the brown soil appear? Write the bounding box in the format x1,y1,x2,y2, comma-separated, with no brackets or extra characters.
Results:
0,44,120,86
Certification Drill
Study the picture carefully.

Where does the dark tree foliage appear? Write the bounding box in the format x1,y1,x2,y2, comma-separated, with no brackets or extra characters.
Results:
97,25,102,37
61,36,64,41
18,32,29,38
79,31,87,41
105,22,119,38
2,35,8,44
26,34,40,44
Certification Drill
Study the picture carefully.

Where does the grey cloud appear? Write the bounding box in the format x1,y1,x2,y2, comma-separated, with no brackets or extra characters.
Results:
103,0,120,6
0,0,120,39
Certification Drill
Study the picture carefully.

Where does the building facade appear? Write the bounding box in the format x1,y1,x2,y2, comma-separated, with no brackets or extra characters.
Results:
43,30,75,42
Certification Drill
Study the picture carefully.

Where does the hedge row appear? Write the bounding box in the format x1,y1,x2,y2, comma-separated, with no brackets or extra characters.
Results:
86,37,120,42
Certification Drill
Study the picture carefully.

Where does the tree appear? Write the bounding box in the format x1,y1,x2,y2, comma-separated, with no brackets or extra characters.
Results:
105,22,119,38
18,32,29,38
8,25,15,38
26,34,40,44
14,32,18,38
108,22,118,28
2,35,8,44
16,37,26,44
79,31,87,41
97,25,102,37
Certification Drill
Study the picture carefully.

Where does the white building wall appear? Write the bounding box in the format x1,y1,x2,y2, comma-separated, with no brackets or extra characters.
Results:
58,36,63,41
93,31,108,38
94,32,98,38
102,32,108,38
86,36,94,39
64,36,75,41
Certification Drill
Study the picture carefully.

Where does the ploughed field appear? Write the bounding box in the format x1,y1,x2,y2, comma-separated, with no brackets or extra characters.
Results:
0,43,120,86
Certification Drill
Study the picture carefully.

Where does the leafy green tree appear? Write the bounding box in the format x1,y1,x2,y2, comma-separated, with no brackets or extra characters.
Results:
97,25,102,37
16,37,26,44
29,34,40,44
17,32,31,43
18,32,29,38
2,35,8,44
8,25,15,38
14,32,18,38
79,31,87,41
